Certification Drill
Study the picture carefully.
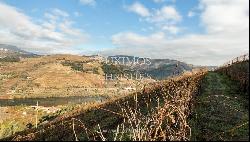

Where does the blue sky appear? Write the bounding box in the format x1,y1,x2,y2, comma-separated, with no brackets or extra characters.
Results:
2,0,201,48
0,0,249,65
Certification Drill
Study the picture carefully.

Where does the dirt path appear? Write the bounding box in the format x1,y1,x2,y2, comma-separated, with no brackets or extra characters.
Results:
190,72,249,141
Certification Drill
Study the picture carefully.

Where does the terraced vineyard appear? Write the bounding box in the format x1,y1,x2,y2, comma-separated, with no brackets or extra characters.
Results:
2,70,207,141
0,57,249,141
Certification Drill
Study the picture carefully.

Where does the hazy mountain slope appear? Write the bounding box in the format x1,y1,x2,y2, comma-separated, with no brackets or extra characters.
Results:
106,55,195,80
0,54,108,98
0,54,153,99
0,44,37,62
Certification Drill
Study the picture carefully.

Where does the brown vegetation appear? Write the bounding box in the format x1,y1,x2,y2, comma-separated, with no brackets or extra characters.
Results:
0,55,148,98
216,57,249,95
1,69,207,141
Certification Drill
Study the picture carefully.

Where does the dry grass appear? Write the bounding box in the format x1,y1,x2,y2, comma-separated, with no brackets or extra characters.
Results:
0,54,151,99
216,60,249,95
68,70,207,141
1,69,206,141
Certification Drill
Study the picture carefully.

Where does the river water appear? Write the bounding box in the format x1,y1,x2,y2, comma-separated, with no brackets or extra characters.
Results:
0,96,107,107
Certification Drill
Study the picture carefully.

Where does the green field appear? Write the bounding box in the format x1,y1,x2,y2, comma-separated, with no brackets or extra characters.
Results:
190,72,249,141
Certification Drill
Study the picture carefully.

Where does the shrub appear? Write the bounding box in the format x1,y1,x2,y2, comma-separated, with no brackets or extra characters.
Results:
0,57,20,62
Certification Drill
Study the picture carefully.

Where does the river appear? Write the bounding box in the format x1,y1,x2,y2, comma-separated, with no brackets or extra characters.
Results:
0,96,108,107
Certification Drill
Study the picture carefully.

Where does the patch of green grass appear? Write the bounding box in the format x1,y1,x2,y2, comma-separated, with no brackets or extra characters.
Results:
0,120,26,139
61,60,85,72
189,72,249,141
39,104,78,124
0,57,20,62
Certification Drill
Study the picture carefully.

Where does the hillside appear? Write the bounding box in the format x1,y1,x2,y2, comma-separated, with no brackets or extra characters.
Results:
0,46,203,99
1,57,249,141
0,54,132,99
106,55,196,80
0,44,37,62
1,69,207,141
0,45,248,141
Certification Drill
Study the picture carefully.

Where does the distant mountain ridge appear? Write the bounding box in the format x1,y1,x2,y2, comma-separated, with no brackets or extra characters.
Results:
0,44,214,79
106,55,195,80
0,44,34,54
0,44,37,60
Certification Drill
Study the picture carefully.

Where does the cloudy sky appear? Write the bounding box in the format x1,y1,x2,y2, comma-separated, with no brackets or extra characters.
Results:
0,0,249,65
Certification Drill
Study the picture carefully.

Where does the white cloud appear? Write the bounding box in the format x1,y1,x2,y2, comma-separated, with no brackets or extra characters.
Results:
147,6,182,24
188,11,195,17
162,25,180,34
200,0,249,33
110,31,248,66
51,8,69,17
0,2,88,54
153,0,176,3
148,6,182,35
79,0,96,6
127,2,150,17
112,32,166,47
109,0,249,66
126,3,182,35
